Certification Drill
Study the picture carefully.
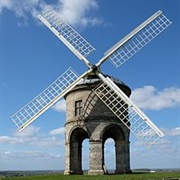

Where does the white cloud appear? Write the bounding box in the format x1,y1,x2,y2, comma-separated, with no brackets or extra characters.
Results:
0,0,12,11
0,0,42,18
0,0,103,27
49,127,65,135
131,86,180,110
1,150,64,170
0,125,66,170
130,130,180,169
51,99,66,112
13,125,40,137
162,127,180,136
57,0,103,27
0,125,64,147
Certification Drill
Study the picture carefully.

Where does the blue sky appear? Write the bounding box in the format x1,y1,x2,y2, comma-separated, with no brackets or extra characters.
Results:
0,0,179,171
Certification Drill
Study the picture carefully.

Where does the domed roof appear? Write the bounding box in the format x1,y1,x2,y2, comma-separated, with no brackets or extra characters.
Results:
78,74,126,86
75,73,131,97
65,73,131,98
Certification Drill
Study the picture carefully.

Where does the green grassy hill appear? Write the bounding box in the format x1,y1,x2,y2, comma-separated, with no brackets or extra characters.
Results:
1,172,180,180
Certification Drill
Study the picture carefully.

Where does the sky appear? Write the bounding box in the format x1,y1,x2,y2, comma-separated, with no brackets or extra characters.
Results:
0,0,180,171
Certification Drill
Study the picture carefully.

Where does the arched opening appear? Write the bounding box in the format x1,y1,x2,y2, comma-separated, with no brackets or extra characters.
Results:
82,139,89,173
104,138,115,174
70,128,89,174
102,124,126,174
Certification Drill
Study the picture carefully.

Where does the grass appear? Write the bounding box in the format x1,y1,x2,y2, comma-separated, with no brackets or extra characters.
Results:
1,172,180,180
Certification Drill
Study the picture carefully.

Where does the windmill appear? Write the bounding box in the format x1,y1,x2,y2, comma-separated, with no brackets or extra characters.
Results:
11,9,172,148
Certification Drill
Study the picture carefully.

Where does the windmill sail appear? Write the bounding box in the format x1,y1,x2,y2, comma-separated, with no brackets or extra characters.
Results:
11,67,90,131
93,75,164,148
38,10,94,68
96,10,172,68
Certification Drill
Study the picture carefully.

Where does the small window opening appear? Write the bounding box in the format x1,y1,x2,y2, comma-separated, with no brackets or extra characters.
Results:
75,100,83,116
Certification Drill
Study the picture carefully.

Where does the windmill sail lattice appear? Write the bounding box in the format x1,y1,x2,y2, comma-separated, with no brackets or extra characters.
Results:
96,10,172,68
107,12,172,68
11,67,80,131
93,76,163,148
38,10,94,67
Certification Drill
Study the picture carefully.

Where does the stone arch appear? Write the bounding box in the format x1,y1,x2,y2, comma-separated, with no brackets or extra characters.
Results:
88,122,130,175
102,124,131,174
102,124,126,143
90,122,109,141
68,127,89,174
91,123,127,142
67,124,90,143
70,127,89,143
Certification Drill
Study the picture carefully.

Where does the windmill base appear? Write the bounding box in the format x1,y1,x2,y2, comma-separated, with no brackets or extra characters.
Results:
64,76,131,175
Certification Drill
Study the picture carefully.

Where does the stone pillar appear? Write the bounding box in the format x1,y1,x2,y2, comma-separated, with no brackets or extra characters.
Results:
64,141,83,175
115,140,131,174
124,141,131,173
64,142,71,175
88,140,104,175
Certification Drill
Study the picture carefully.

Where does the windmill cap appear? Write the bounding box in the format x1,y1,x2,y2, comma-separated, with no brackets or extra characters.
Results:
77,74,131,96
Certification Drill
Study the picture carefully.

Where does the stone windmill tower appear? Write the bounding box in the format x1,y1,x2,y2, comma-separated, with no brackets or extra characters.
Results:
64,74,131,175
11,10,171,175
